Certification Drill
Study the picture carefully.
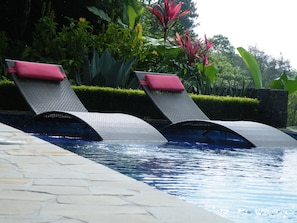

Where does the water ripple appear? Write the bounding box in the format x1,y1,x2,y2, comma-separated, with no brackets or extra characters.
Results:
53,139,297,223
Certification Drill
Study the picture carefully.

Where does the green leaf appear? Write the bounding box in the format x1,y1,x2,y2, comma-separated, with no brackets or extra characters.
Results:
286,80,297,94
204,65,219,85
90,48,100,81
107,60,123,86
87,6,111,22
127,5,137,28
237,47,263,88
144,37,164,46
120,57,136,86
82,55,91,84
270,79,284,90
116,18,128,28
99,49,115,82
270,72,297,94
270,72,287,89
136,7,145,23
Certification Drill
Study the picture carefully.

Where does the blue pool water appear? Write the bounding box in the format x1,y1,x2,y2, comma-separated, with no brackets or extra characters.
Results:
44,136,297,223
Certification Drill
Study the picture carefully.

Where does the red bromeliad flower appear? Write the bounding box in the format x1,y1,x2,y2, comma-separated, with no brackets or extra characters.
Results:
175,29,213,66
147,0,190,40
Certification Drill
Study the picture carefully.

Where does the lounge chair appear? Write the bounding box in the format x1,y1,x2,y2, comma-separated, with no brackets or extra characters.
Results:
5,59,167,143
135,71,297,148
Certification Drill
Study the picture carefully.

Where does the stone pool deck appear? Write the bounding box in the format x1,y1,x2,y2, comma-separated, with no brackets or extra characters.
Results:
0,122,233,223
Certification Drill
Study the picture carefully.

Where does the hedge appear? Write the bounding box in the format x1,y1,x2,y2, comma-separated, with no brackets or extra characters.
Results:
0,81,259,121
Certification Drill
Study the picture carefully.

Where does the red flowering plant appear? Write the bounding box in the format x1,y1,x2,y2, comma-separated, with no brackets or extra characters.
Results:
145,0,218,93
146,0,190,49
174,29,219,93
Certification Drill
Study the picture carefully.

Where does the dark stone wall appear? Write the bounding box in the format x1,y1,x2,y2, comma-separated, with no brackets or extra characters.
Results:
246,89,288,128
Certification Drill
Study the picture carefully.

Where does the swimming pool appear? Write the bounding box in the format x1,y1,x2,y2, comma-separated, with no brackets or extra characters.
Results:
44,136,297,223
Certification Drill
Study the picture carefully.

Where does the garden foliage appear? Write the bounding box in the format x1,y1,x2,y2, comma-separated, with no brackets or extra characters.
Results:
1,0,216,92
1,0,296,124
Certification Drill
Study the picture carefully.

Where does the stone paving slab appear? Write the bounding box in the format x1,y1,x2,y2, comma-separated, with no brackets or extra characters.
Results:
0,122,233,223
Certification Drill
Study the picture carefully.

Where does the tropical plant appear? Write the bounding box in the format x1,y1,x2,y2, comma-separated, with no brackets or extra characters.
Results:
237,47,263,88
87,0,125,26
22,4,61,63
21,3,98,81
237,46,297,95
270,72,297,94
58,17,98,80
88,0,144,30
174,29,219,94
81,48,136,88
126,5,145,29
287,92,297,126
96,23,144,62
248,45,292,88
146,0,190,51
135,36,180,72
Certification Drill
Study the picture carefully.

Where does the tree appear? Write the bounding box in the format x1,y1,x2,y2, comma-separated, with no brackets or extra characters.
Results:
178,0,199,30
248,46,292,88
211,35,235,59
209,35,252,91
211,36,294,89
0,0,41,42
211,53,252,91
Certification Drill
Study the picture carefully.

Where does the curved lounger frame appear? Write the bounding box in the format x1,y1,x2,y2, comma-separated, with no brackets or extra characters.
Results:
135,71,297,148
5,59,166,143
25,111,166,142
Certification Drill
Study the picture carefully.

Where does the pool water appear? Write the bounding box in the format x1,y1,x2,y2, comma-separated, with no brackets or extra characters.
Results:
45,137,297,223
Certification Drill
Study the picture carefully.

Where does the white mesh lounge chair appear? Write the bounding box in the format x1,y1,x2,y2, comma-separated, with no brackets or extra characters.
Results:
135,71,297,148
5,59,167,143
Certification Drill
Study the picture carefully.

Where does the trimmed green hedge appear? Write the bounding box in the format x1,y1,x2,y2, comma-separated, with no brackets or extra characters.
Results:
190,94,259,120
0,80,29,111
0,81,259,121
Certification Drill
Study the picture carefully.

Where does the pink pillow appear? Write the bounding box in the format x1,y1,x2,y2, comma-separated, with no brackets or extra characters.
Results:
9,61,66,81
144,74,185,92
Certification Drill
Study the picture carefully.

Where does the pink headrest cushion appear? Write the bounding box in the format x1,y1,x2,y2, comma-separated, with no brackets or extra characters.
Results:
10,61,66,81
144,74,185,92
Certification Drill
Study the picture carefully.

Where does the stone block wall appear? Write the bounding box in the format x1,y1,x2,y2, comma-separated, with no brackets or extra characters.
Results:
246,89,288,128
